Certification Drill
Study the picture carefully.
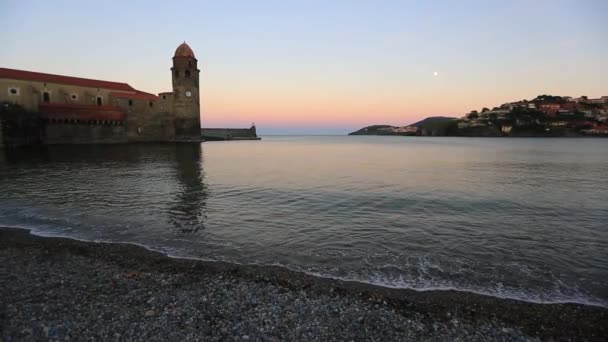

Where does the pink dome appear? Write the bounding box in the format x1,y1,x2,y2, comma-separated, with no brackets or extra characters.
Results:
174,42,195,58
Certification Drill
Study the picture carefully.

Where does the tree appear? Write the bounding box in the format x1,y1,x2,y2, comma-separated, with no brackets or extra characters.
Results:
467,111,479,120
482,107,490,113
533,95,564,103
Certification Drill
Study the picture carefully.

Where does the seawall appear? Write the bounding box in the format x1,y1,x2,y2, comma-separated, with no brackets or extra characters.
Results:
1,111,262,147
45,122,128,144
201,127,260,141
0,109,43,147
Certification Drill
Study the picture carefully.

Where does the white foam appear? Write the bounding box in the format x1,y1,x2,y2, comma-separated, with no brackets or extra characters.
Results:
4,225,607,309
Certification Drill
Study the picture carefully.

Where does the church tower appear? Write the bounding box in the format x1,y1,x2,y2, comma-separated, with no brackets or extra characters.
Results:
171,42,201,141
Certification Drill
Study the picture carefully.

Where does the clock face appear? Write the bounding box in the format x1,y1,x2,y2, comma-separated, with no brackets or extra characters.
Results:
186,91,192,97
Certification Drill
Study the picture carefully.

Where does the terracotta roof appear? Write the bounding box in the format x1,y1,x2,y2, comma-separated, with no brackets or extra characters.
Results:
174,42,195,58
0,68,136,92
39,103,125,122
110,90,159,100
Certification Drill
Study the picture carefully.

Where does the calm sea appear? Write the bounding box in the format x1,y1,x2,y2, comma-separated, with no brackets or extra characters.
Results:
1,136,607,306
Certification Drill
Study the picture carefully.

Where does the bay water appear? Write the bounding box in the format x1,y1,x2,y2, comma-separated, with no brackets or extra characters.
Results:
1,136,606,306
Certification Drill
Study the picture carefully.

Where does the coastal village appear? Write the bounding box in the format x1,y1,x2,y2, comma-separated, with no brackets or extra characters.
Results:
458,95,608,136
351,95,608,137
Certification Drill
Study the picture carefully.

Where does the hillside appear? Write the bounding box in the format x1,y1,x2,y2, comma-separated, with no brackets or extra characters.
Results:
409,116,456,127
348,117,456,136
348,94,608,137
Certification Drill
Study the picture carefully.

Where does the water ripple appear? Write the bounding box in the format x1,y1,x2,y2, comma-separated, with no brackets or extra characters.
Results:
1,137,607,306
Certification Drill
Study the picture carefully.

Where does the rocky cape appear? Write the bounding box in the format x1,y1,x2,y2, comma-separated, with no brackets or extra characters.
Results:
349,117,457,136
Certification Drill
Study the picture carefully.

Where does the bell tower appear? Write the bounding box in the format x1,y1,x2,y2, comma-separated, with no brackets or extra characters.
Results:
171,42,201,141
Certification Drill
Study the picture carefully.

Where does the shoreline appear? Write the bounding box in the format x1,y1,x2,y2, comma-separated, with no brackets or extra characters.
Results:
347,134,608,138
2,227,607,340
22,226,606,309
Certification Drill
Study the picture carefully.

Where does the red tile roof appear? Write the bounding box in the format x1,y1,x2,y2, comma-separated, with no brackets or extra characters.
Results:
0,68,136,92
39,103,126,122
110,90,159,100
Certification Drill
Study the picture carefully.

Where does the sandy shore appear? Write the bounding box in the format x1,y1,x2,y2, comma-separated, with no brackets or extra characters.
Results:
1,227,606,341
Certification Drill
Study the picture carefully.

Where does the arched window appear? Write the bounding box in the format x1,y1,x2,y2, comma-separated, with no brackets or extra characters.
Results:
185,70,191,78
128,100,133,106
175,70,180,78
149,101,154,108
43,92,50,103
97,96,102,106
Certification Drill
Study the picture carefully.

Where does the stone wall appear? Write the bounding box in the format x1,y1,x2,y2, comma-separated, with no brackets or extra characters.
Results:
0,120,4,149
116,96,175,142
1,79,117,112
44,122,127,145
201,128,258,141
125,110,174,143
0,105,43,147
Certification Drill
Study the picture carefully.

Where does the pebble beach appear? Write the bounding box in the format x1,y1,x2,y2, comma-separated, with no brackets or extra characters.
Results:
2,227,607,341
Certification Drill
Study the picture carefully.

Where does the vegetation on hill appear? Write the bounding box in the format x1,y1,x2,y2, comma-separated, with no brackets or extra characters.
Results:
348,125,394,135
409,116,455,128
414,117,458,136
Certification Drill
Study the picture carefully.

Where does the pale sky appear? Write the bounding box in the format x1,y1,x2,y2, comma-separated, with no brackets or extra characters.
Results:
1,0,607,134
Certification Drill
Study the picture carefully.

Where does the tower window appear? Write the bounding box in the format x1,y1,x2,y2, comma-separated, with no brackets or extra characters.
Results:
43,92,50,103
71,94,78,101
175,70,180,78
8,87,19,96
128,99,133,106
162,95,166,100
97,96,103,106
185,70,191,78
149,101,154,107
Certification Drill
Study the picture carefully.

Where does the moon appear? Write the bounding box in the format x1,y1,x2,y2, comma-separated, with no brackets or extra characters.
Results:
433,71,438,77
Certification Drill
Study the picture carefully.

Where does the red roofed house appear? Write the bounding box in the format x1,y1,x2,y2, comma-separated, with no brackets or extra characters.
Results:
582,124,608,135
0,42,201,144
537,103,561,117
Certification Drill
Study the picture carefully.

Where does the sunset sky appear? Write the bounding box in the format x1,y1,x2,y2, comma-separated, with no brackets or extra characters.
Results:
1,0,607,134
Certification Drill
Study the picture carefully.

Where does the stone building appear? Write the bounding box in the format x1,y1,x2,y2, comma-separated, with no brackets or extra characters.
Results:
0,42,201,145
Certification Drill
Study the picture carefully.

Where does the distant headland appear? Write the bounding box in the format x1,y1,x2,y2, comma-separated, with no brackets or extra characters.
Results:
349,95,608,137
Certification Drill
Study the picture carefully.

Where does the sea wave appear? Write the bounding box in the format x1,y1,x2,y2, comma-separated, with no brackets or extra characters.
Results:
4,224,606,309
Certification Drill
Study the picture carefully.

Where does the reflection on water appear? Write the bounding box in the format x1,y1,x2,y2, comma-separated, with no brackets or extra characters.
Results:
170,144,207,234
0,137,607,306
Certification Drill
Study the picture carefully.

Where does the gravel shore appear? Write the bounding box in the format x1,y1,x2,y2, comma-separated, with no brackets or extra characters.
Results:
1,228,607,341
